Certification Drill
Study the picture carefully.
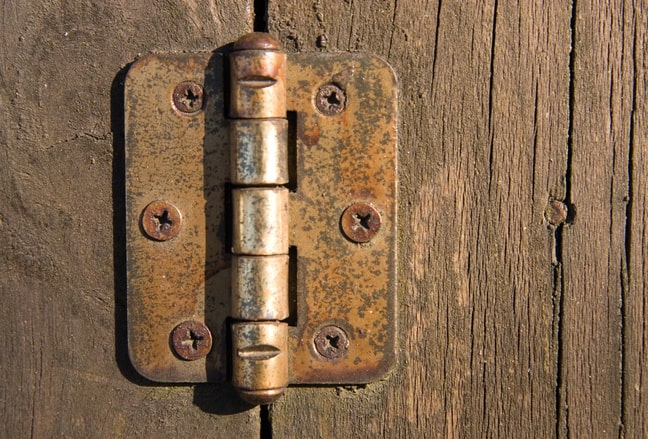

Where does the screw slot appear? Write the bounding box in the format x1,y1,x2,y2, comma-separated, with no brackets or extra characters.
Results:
314,325,349,361
315,84,346,116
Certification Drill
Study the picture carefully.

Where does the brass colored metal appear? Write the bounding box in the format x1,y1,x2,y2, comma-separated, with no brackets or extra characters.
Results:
171,320,213,360
230,34,290,404
125,52,231,382
140,200,182,241
231,119,289,185
340,202,382,243
232,322,288,404
233,32,282,51
232,188,289,255
231,255,289,320
230,50,287,119
125,37,397,386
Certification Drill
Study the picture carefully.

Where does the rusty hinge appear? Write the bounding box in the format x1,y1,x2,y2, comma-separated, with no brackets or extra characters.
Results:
124,33,397,405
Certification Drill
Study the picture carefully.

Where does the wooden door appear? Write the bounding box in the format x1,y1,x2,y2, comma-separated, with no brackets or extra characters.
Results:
1,1,645,437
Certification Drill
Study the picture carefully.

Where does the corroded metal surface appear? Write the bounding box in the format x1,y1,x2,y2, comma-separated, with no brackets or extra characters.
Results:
171,320,213,361
230,50,286,119
232,188,289,255
340,202,382,244
230,34,290,404
286,52,397,384
231,255,289,320
125,48,397,385
125,52,230,382
231,119,288,185
140,200,183,242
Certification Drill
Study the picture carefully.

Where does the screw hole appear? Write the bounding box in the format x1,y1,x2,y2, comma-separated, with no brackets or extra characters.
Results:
353,213,372,230
153,210,173,231
326,334,340,349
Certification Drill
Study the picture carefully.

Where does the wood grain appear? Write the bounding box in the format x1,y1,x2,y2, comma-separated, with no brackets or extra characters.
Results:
269,1,571,437
559,0,640,436
0,1,260,437
623,0,648,439
623,2,647,438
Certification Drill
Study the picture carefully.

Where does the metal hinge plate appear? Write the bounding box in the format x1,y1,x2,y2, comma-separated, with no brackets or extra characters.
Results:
125,49,397,385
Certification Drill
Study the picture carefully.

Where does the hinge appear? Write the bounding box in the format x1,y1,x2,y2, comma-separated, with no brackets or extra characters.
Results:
125,33,397,405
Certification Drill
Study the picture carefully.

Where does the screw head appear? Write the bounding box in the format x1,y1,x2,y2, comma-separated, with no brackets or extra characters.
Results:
172,81,204,115
314,325,349,361
140,201,182,241
315,84,346,116
171,320,213,361
340,203,381,243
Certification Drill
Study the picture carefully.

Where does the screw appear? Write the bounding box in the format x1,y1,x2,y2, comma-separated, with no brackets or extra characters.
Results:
340,202,381,243
140,200,182,241
545,200,568,226
314,325,349,361
171,320,213,361
315,84,346,116
172,81,204,114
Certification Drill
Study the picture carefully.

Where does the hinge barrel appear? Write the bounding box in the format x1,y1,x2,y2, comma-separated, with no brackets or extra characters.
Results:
229,33,289,405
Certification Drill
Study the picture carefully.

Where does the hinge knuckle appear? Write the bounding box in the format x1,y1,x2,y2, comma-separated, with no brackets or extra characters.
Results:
231,322,289,405
230,50,287,119
230,33,289,404
231,255,289,321
231,119,289,185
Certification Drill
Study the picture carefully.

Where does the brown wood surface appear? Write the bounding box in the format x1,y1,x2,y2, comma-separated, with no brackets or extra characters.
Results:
0,1,261,438
624,2,648,438
268,0,647,438
1,0,646,438
559,0,640,436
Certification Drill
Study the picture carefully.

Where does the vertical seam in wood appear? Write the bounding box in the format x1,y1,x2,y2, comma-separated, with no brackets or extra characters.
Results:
430,0,443,88
387,0,399,58
254,0,268,32
620,4,638,436
487,0,498,197
260,404,272,439
556,1,578,437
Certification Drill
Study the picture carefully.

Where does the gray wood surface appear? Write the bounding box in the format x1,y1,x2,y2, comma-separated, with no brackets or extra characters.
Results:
0,1,260,438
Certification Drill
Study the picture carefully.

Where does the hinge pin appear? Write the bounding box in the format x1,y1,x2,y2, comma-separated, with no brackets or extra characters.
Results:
230,32,289,405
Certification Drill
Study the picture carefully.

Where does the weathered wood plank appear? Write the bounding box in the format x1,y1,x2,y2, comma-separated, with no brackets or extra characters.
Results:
559,0,638,435
269,1,571,437
624,2,647,437
0,1,260,437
